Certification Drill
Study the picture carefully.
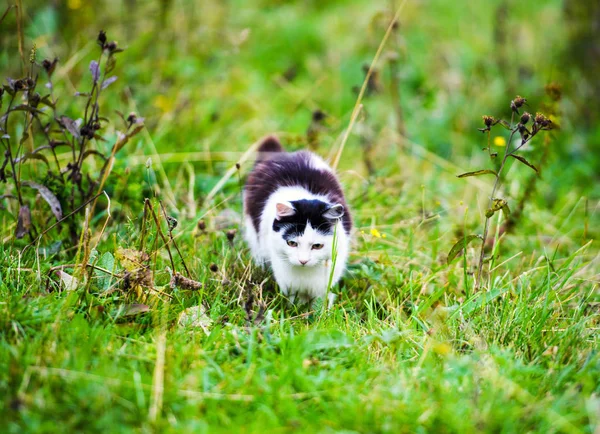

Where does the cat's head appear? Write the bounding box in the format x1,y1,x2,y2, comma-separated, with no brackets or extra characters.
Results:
272,199,344,267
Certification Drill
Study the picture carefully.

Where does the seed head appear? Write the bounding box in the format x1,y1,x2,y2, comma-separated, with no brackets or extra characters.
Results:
513,95,526,108
312,109,326,122
41,58,58,77
29,43,36,64
14,79,26,91
167,216,178,231
482,115,495,127
520,112,531,124
127,112,137,125
98,30,107,47
534,112,552,129
80,125,94,139
511,95,527,113
107,41,118,53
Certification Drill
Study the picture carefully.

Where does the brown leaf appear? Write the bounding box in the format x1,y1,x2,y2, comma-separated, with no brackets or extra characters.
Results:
457,169,497,178
21,181,62,220
509,154,539,174
59,116,81,139
116,248,150,272
15,205,31,239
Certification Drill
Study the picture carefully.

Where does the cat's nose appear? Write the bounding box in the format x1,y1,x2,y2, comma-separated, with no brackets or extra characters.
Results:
299,259,308,265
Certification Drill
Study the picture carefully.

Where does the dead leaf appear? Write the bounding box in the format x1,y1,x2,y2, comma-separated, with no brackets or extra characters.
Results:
120,304,150,317
178,305,212,334
21,181,62,220
56,270,80,291
116,248,149,272
15,205,31,239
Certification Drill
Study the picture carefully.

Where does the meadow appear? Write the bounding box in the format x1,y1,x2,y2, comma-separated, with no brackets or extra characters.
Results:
0,0,599,432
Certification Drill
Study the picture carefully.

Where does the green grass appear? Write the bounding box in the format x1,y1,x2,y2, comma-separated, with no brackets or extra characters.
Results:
1,0,599,432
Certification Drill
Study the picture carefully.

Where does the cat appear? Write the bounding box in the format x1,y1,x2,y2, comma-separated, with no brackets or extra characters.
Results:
243,135,352,305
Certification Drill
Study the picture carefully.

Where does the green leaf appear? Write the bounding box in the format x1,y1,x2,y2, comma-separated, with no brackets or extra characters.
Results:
96,252,116,291
447,234,483,264
501,203,510,218
20,132,29,145
509,154,539,174
457,169,497,178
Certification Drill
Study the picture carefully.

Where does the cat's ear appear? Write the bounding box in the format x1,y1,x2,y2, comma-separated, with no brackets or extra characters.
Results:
276,202,295,219
323,204,344,220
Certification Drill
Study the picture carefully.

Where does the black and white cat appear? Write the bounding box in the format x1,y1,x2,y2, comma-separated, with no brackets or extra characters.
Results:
243,136,352,304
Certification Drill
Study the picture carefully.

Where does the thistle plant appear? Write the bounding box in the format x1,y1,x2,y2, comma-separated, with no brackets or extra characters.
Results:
448,95,554,290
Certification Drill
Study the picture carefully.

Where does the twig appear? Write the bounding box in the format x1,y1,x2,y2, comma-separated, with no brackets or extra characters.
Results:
160,201,191,278
144,199,176,273
332,0,408,170
475,113,516,290
0,5,16,26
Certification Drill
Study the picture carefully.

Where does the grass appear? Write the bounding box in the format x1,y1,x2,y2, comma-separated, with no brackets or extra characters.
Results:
1,0,599,432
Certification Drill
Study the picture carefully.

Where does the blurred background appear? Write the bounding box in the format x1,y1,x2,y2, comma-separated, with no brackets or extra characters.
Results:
1,0,598,224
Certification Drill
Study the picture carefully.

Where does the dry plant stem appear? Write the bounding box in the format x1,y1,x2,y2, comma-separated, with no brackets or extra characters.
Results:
388,1,405,137
475,114,516,290
2,93,25,206
0,5,16,25
76,52,104,172
159,201,191,278
33,117,63,175
15,0,25,72
144,199,176,274
332,0,408,170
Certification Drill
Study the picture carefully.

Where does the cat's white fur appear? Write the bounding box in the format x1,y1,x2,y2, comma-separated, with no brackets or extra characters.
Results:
244,156,350,304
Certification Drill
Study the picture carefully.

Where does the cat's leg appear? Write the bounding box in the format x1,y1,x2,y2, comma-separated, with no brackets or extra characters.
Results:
327,292,336,309
244,216,266,264
280,285,297,305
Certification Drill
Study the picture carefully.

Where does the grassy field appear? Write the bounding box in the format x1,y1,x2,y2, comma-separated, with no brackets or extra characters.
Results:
1,0,599,432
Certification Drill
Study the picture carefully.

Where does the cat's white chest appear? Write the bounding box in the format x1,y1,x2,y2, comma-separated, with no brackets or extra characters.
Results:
271,257,331,299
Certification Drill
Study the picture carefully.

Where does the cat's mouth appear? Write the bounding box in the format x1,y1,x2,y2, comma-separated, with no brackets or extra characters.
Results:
290,260,322,268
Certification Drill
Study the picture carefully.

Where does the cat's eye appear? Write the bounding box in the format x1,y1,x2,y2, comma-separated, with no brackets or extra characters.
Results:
287,240,298,247
311,243,324,250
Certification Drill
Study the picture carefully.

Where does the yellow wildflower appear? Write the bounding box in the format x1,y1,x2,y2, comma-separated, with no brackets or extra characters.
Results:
493,136,506,147
370,228,382,238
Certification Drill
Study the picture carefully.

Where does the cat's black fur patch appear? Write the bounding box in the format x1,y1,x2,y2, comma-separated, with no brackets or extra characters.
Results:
244,137,352,235
272,199,336,238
